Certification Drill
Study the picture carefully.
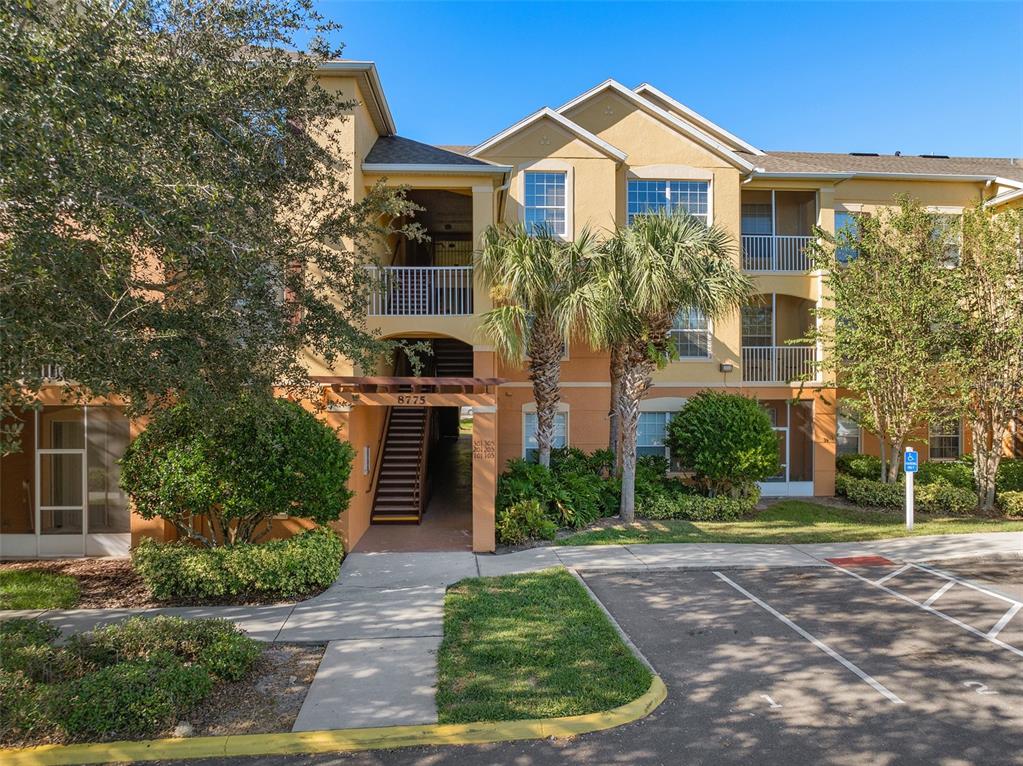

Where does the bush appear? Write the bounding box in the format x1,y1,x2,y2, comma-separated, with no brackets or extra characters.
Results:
666,391,780,495
998,491,1023,518
916,460,974,489
836,453,884,481
495,452,619,542
496,500,558,545
638,481,758,521
840,475,976,514
120,395,354,546
62,654,213,739
996,459,1023,494
0,616,260,746
916,483,977,515
132,526,344,601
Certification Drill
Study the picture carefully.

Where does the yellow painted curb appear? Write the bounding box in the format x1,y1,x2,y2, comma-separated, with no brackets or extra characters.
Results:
1,675,667,766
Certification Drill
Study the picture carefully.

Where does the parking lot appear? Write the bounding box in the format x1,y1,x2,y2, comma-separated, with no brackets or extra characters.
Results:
160,557,1023,766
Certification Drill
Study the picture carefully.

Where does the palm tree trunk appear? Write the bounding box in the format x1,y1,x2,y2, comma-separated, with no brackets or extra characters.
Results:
617,337,660,522
528,321,564,468
608,345,625,474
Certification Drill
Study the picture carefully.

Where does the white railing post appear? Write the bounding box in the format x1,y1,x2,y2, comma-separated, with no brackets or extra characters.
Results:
366,266,474,317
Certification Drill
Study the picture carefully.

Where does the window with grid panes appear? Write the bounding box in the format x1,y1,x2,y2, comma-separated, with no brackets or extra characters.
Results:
524,172,566,235
627,181,709,225
524,411,567,460
637,412,671,458
671,308,711,358
928,417,961,460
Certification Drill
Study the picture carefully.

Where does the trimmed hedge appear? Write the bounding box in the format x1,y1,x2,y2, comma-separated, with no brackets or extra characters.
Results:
0,616,259,745
495,500,558,545
132,526,343,601
837,474,976,514
999,491,1023,518
638,481,758,521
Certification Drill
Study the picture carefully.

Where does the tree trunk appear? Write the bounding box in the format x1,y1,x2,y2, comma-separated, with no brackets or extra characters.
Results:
885,438,904,484
528,321,564,468
879,439,888,483
617,331,662,522
972,410,1005,512
608,345,625,473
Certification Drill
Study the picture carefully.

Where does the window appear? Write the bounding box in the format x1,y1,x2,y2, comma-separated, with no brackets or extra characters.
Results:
929,417,961,460
627,180,709,225
671,308,711,358
836,412,861,456
524,172,566,236
834,211,861,264
524,411,567,460
638,412,672,459
741,203,773,235
741,303,773,347
932,214,961,268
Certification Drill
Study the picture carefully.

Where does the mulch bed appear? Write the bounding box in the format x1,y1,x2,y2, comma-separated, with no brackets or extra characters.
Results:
176,643,325,737
0,558,328,608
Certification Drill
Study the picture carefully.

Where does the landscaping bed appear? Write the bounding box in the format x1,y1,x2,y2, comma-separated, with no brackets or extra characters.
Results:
558,500,1023,546
436,568,651,723
0,559,153,609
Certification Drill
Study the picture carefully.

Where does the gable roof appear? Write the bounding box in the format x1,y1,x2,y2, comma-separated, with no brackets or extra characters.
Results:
556,79,755,172
745,150,1023,183
633,83,763,156
315,60,396,136
469,107,627,163
366,136,494,166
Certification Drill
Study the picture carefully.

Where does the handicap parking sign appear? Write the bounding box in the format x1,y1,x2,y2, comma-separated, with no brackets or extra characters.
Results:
904,449,918,473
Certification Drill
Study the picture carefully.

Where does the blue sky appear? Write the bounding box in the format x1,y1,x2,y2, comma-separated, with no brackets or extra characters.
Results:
313,2,1023,157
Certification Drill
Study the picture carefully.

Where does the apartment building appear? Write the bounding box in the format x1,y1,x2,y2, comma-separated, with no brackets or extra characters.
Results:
3,60,1022,558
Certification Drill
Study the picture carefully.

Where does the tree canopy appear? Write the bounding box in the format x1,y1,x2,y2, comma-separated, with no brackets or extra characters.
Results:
0,0,417,451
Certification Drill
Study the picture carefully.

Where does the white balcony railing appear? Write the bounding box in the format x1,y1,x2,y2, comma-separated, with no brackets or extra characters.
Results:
742,346,818,383
368,266,474,317
741,235,813,272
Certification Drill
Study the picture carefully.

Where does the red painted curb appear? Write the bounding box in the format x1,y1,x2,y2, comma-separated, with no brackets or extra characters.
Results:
826,555,895,567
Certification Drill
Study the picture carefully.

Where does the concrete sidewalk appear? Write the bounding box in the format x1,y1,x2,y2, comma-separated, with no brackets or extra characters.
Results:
1,532,1019,730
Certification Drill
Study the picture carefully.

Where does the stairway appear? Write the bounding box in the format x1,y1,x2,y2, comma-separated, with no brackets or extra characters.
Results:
433,339,474,377
372,407,429,523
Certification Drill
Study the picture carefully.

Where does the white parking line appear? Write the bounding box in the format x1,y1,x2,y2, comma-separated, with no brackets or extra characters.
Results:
988,603,1022,640
875,564,912,585
923,581,956,608
828,563,1023,659
911,563,1023,607
712,571,905,705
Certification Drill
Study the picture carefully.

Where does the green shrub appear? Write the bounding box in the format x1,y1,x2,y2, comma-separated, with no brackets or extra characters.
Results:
62,654,213,739
841,475,976,514
996,459,1023,494
120,395,354,546
0,618,60,648
638,482,758,521
916,460,974,489
132,526,344,601
69,616,260,682
0,669,57,743
998,491,1023,518
666,391,780,495
496,500,558,545
836,453,884,481
916,483,977,515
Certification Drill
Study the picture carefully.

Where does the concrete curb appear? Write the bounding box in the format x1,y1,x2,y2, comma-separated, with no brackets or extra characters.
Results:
0,676,668,765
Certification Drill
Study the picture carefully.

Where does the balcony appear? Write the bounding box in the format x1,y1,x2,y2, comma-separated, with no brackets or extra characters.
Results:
741,235,813,272
368,266,474,317
742,346,817,383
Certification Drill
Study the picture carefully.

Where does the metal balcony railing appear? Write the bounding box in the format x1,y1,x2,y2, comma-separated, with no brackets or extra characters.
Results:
367,266,474,316
742,346,818,383
741,235,814,272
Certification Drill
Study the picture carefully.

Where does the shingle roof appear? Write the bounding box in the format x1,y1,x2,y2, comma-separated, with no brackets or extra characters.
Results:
744,150,1023,182
365,136,492,166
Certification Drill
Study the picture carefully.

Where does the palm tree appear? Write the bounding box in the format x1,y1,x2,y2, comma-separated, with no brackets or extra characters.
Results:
476,224,600,468
592,211,752,521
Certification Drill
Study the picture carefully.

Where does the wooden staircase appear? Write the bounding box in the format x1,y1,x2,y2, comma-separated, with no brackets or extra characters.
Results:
371,407,431,523
432,339,474,377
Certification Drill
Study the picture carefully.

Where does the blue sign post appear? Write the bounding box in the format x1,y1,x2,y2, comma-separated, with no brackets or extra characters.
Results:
903,448,918,530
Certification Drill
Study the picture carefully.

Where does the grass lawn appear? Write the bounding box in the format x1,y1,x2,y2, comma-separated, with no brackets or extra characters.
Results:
436,568,651,723
558,500,1023,546
0,569,80,609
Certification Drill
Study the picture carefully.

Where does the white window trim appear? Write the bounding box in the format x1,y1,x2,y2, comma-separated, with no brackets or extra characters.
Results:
626,178,713,227
521,402,570,458
928,418,963,461
670,313,714,361
519,159,573,240
836,412,862,455
637,411,673,460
